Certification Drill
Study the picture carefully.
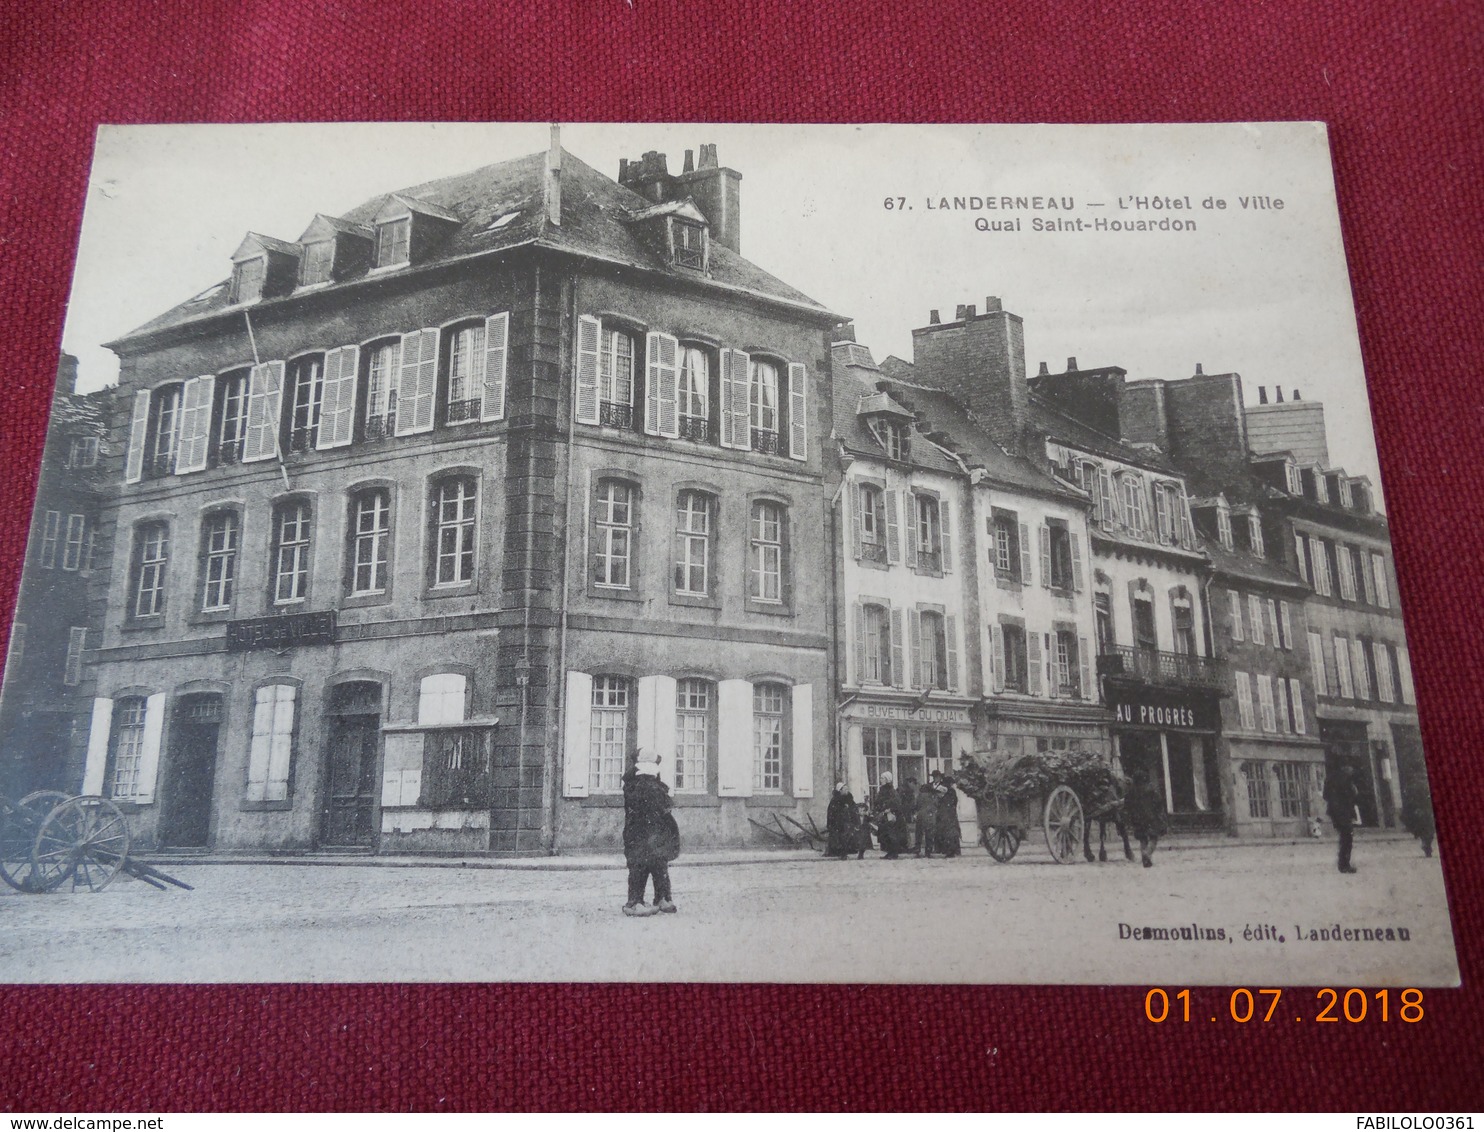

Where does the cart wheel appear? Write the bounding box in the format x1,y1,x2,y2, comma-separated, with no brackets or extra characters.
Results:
1044,785,1084,864
1,795,65,893
31,796,130,893
983,825,1021,862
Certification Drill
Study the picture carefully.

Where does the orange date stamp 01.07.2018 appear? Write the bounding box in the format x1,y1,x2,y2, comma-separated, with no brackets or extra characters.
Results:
1143,987,1425,1024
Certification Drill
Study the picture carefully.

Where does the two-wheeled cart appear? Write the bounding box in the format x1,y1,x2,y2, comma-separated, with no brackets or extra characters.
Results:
0,791,192,894
973,783,1085,864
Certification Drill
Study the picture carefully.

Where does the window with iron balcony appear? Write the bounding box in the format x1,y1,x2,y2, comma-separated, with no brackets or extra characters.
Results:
212,370,249,466
145,384,183,479
444,323,485,424
749,359,781,454
362,340,401,441
672,219,705,270
285,355,325,454
599,326,637,429
677,345,711,443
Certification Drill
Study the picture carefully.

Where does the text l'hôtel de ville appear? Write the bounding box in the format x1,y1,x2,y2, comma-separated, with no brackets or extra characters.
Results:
888,193,1285,234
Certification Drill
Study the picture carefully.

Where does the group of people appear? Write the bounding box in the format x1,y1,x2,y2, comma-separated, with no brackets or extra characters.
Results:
824,771,964,860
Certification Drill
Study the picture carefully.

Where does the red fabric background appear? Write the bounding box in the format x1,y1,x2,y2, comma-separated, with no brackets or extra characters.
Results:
2,0,1482,1111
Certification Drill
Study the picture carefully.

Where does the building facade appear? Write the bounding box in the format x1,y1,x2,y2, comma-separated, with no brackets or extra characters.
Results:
78,134,839,855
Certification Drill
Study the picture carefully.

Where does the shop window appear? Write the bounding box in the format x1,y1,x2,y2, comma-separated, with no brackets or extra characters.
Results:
1242,761,1271,819
1274,762,1311,819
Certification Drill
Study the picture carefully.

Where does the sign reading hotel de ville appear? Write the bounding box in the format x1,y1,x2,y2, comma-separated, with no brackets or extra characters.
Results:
0,122,1457,989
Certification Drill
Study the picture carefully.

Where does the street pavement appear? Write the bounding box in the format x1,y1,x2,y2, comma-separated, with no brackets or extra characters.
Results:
0,835,1458,987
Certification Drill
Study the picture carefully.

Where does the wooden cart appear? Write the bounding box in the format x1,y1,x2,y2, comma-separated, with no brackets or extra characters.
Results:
0,792,191,894
974,784,1085,864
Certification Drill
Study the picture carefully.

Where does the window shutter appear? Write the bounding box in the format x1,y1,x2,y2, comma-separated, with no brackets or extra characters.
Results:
1397,647,1415,704
990,624,1006,694
1079,636,1092,700
82,697,114,795
574,316,602,425
904,495,919,570
853,602,866,684
884,490,900,564
1228,590,1244,641
1288,678,1307,734
1235,672,1254,730
124,390,150,483
1294,531,1309,583
939,498,953,572
131,692,168,804
1069,532,1084,591
317,346,359,450
174,375,214,473
242,361,285,462
1018,522,1033,585
265,685,296,801
791,683,814,797
636,675,678,789
1248,595,1265,646
850,483,864,560
1372,554,1392,609
644,331,680,438
562,670,593,797
716,678,754,796
1336,545,1355,600
1039,524,1052,588
718,348,751,449
1333,635,1354,698
396,328,438,435
1099,466,1115,525
481,311,510,421
1308,631,1329,697
787,362,808,461
908,609,923,689
1351,639,1372,700
1358,549,1375,604
1266,599,1281,648
945,614,960,691
1257,675,1276,732
889,606,904,688
1027,630,1043,695
1375,643,1396,703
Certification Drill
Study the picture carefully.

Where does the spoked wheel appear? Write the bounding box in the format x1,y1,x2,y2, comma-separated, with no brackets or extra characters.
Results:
982,824,1021,862
1043,785,1085,864
1,794,68,893
31,796,131,893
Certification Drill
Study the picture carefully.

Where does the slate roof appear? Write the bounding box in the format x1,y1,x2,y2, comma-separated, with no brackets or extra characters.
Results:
1028,392,1181,475
1201,536,1309,591
111,149,835,348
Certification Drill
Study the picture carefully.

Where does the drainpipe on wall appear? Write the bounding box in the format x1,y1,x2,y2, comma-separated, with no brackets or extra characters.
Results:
829,442,853,785
546,265,579,855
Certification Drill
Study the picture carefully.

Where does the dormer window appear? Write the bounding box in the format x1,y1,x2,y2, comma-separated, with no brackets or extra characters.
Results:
1247,513,1265,557
230,256,267,304
673,219,705,269
872,419,909,461
1284,461,1302,495
376,218,411,268
1216,501,1233,550
301,240,335,286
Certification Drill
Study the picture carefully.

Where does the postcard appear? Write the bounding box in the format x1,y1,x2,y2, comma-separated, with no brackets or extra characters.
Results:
0,122,1456,986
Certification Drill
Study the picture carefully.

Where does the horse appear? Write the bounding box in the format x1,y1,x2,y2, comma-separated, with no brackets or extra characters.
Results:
1082,780,1134,863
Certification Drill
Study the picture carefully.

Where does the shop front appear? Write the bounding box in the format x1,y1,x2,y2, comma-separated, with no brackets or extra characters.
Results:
842,698,975,805
1108,684,1225,831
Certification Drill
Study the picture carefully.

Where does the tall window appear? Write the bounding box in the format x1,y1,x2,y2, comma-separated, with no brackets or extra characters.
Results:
432,477,477,587
993,511,1023,581
1247,513,1266,557
201,511,239,612
588,676,629,793
593,479,634,589
874,419,907,461
110,698,149,800
1047,521,1074,589
350,489,392,595
673,490,711,596
1121,475,1147,533
1275,762,1311,818
753,683,786,792
1336,545,1358,601
230,257,266,304
376,217,410,267
678,346,710,441
675,678,710,793
1310,536,1333,596
749,359,780,453
62,515,86,572
63,627,86,687
914,495,942,572
1055,630,1080,696
133,522,170,618
1132,591,1157,651
287,356,324,452
862,603,891,684
215,371,249,465
673,219,705,268
301,240,334,285
1094,588,1114,650
67,436,99,468
446,324,485,423
599,327,636,427
1242,761,1271,819
1002,624,1029,693
365,341,401,438
858,484,886,563
749,501,784,604
148,384,183,477
919,610,948,690
271,500,312,605
1171,593,1196,657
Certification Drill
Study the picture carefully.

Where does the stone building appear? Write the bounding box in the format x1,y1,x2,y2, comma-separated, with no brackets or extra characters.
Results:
79,131,839,855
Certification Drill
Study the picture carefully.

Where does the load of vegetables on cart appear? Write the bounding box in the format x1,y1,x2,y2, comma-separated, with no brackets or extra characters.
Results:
955,749,1130,864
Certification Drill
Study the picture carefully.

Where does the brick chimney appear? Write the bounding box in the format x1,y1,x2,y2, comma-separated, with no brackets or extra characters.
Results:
673,143,742,253
909,296,1029,453
545,123,562,227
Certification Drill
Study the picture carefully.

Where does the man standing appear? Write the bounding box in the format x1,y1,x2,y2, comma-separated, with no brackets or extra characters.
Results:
935,774,963,858
622,749,681,915
1323,762,1360,874
1124,769,1168,869
915,772,940,857
873,772,907,859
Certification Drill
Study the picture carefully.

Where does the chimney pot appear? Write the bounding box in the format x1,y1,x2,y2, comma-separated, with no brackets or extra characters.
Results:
1194,362,1204,375
929,309,941,325
619,157,629,180
683,149,694,173
965,304,977,319
1038,361,1049,376
984,296,1002,312
833,321,857,344
955,304,968,321
1293,389,1302,401
1067,356,1078,372
699,143,718,169
1258,386,1269,404
1275,388,1285,402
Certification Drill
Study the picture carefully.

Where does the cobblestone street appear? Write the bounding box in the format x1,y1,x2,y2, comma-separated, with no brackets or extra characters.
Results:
0,835,1457,987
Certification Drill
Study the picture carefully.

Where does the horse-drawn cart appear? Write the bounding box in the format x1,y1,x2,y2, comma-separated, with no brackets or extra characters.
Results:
0,791,192,894
958,749,1128,865
973,783,1085,864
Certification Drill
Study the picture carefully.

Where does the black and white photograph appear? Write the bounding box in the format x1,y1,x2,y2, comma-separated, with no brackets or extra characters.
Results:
0,121,1458,986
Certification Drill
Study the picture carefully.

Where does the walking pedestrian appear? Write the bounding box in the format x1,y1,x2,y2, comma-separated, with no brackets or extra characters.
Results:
1323,763,1360,874
915,773,939,857
874,772,907,859
1401,789,1436,859
935,774,962,857
1124,769,1167,868
825,781,857,860
622,749,681,916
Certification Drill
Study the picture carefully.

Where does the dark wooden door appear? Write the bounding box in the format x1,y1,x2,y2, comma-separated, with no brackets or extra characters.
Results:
161,699,221,848
322,713,379,847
